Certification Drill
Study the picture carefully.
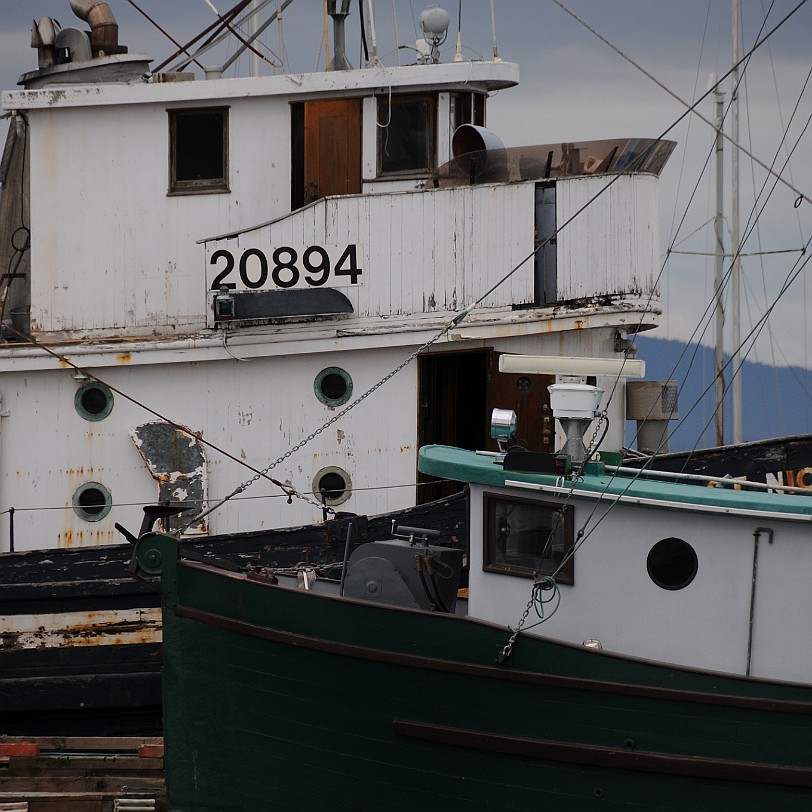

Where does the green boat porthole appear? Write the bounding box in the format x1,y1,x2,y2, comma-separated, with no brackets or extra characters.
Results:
313,466,352,506
75,381,114,421
647,537,698,590
314,367,353,407
73,482,112,522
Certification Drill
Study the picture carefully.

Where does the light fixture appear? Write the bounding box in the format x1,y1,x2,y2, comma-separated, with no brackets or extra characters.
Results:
418,5,451,64
213,287,235,321
490,407,517,463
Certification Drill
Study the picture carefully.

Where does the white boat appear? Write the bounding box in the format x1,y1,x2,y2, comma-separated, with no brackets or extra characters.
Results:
0,1,673,553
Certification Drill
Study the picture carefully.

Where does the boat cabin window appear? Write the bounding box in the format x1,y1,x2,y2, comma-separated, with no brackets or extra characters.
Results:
483,493,574,584
647,538,698,590
450,92,486,135
377,94,436,176
168,107,229,194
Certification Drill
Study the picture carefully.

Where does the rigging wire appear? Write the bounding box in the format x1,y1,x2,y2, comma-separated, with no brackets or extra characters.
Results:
550,0,811,207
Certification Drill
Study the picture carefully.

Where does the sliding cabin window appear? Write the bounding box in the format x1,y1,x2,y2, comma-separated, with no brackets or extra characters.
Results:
377,94,436,176
168,107,229,194
483,493,574,584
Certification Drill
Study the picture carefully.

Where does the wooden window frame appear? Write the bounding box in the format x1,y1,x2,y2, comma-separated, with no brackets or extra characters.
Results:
168,106,230,195
483,492,574,584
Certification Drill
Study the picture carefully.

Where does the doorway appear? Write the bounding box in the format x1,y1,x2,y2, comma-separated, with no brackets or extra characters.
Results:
291,98,362,209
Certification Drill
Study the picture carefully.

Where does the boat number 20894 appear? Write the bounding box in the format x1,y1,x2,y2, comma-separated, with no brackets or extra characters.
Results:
206,244,364,292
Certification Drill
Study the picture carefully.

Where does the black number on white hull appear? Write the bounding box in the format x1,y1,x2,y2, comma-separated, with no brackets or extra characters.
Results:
207,244,364,292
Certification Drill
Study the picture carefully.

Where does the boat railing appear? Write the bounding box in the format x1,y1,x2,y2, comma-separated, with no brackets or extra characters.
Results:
605,464,812,495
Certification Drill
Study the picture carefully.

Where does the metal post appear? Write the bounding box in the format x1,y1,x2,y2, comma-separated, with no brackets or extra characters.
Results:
731,0,743,443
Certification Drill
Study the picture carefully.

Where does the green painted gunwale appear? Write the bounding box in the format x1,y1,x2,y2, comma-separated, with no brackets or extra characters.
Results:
419,444,812,519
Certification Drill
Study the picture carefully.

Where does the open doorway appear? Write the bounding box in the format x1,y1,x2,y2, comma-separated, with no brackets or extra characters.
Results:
417,350,554,503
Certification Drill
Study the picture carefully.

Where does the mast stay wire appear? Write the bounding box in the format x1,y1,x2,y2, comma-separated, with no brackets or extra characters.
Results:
550,0,811,208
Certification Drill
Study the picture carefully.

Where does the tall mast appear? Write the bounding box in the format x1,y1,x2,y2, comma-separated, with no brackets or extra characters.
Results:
731,0,743,443
713,78,726,446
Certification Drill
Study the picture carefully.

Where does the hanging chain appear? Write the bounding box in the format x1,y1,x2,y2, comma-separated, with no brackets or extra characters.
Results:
184,316,466,530
497,410,608,664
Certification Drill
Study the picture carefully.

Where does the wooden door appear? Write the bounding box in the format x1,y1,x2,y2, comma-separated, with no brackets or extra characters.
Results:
302,99,362,204
486,352,555,454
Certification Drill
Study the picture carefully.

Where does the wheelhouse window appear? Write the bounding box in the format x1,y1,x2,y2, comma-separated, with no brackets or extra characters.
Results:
450,91,485,136
377,94,436,175
484,493,574,584
169,107,229,194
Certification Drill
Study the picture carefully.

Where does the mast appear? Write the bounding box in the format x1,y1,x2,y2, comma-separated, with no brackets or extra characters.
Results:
731,0,743,443
713,78,725,446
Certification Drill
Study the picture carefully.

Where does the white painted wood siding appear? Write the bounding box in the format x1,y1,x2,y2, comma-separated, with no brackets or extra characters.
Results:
556,174,660,302
209,182,537,320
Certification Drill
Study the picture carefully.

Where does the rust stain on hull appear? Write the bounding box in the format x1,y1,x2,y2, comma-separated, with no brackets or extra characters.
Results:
0,608,162,650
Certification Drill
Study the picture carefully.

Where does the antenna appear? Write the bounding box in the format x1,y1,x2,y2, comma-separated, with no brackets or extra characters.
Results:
452,0,463,63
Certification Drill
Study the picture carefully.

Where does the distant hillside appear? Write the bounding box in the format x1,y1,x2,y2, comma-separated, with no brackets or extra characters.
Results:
629,336,812,451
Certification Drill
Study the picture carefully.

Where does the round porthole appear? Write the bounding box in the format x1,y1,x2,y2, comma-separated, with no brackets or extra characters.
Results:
314,367,353,407
73,482,112,522
313,466,352,506
647,537,698,590
75,381,114,421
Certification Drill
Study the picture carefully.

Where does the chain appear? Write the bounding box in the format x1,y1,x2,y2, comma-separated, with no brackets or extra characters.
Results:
184,316,465,530
583,410,608,463
498,410,608,664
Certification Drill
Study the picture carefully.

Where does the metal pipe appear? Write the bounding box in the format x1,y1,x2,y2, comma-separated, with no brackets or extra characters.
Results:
605,465,812,496
69,0,119,52
747,527,773,675
338,521,353,596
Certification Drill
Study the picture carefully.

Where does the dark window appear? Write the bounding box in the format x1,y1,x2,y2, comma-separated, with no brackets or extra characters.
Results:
450,92,486,136
484,493,574,583
169,108,229,194
72,482,112,522
313,466,352,506
377,94,435,175
314,367,353,406
647,538,698,590
75,381,114,421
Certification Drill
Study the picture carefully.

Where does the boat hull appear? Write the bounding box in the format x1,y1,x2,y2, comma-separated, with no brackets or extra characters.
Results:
142,534,812,811
0,494,467,736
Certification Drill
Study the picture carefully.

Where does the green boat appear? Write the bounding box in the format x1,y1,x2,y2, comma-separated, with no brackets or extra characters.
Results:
138,418,812,810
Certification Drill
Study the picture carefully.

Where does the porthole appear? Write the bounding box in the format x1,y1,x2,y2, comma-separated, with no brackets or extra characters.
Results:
647,537,698,591
314,367,353,407
73,482,112,522
75,381,114,421
313,466,352,506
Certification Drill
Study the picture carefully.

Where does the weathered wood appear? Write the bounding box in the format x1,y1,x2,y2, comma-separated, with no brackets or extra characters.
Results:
0,737,165,811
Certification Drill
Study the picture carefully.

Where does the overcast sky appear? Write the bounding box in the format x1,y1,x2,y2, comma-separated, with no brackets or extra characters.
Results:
2,1,811,380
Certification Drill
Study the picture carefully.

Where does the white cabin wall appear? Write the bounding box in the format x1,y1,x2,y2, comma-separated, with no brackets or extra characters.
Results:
218,181,536,322
556,174,660,302
0,344,421,552
467,484,760,675
27,96,292,336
